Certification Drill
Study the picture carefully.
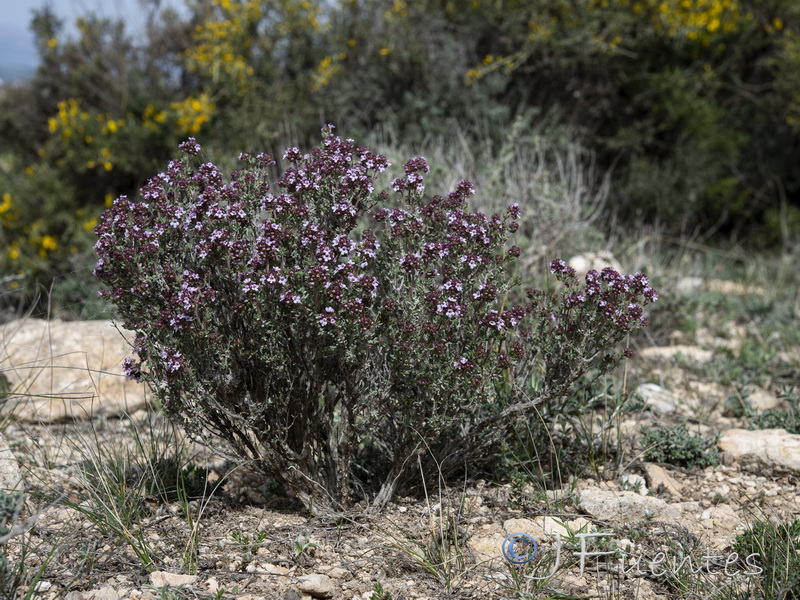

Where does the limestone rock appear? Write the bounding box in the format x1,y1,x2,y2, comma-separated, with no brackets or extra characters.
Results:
634,384,677,414
149,572,198,588
469,531,505,563
639,345,714,365
502,517,538,536
297,574,336,599
642,463,683,499
321,566,350,580
0,432,22,492
578,489,681,522
0,319,149,422
718,428,800,475
746,387,782,412
675,277,703,294
705,279,766,297
538,515,591,536
675,278,766,297
85,587,125,600
687,381,728,405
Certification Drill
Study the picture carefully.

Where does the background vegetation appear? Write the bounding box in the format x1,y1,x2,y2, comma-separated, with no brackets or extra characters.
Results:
0,0,798,318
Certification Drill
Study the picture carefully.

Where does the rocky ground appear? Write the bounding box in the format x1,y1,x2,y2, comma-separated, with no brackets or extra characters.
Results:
0,273,798,600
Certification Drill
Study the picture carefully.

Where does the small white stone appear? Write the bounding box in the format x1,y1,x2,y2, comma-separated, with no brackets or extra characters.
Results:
297,574,336,599
634,384,677,414
34,581,53,593
620,473,648,495
149,571,198,588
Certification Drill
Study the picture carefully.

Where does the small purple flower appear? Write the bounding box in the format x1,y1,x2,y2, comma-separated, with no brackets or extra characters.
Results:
453,356,475,372
436,297,464,319
550,259,567,274
400,252,422,272
122,357,142,381
159,349,185,373
404,157,430,175
473,282,498,302
442,278,463,293
284,147,303,163
179,138,201,156
319,306,337,327
281,290,302,304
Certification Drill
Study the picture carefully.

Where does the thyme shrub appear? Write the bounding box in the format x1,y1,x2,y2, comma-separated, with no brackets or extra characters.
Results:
94,128,656,512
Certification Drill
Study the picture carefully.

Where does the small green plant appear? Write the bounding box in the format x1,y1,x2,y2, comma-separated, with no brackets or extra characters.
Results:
146,584,192,600
230,530,269,570
749,391,800,434
499,377,635,498
640,423,719,469
59,409,217,572
733,517,800,599
370,582,393,600
0,494,60,600
292,532,322,564
0,489,23,539
0,489,24,596
213,588,237,600
381,470,471,595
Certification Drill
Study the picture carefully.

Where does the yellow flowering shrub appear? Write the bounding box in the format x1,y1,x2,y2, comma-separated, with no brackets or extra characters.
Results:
185,0,322,95
637,0,743,42
312,55,342,91
41,98,126,173
185,0,261,93
170,93,217,135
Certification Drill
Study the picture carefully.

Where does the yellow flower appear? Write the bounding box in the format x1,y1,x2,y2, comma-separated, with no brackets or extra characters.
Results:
8,242,20,261
48,38,58,48
379,47,392,56
103,161,113,171
0,193,11,214
83,217,98,232
104,193,114,208
41,235,58,251
171,93,216,135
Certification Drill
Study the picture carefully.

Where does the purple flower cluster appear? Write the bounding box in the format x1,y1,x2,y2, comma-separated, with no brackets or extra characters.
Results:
549,259,658,333
94,131,396,384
